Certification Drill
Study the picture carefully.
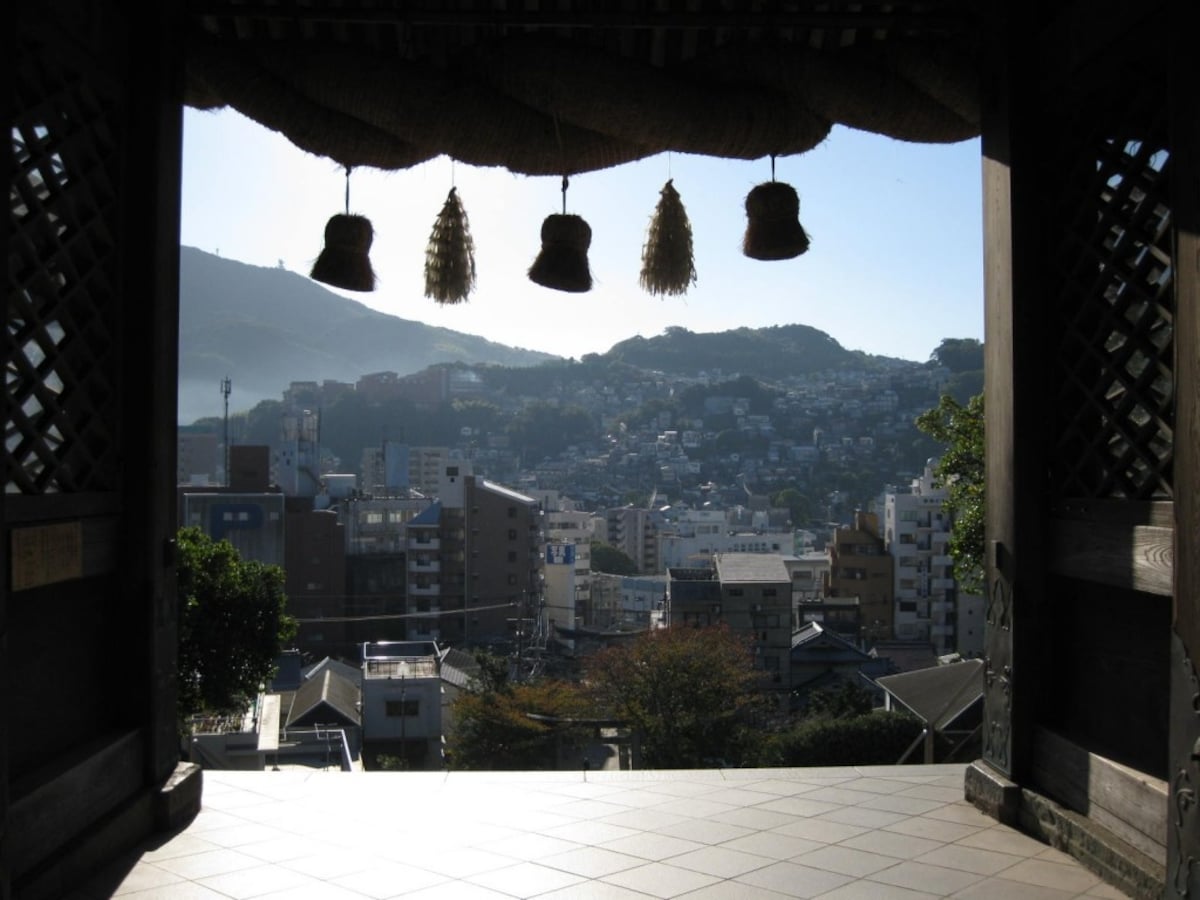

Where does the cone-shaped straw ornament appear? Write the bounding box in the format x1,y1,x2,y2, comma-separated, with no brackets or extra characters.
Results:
640,179,697,296
528,213,593,293
424,187,476,305
311,213,377,291
743,181,810,261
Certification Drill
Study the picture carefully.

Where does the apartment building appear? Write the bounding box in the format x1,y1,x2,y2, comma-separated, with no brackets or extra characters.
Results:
828,511,894,645
404,469,543,649
884,463,962,654
666,554,793,695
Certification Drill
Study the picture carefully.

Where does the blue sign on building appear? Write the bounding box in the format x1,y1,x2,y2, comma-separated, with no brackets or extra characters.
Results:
546,544,576,565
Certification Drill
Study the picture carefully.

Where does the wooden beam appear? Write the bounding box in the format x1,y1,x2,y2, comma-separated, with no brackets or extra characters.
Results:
1032,727,1167,865
1050,518,1173,597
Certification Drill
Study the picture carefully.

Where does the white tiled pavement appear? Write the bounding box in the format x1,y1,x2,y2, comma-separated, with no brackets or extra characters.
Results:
74,764,1131,899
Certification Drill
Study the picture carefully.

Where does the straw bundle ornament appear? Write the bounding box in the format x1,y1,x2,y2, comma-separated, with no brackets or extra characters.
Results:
311,213,377,290
311,168,377,291
743,180,810,261
640,179,696,296
529,176,593,292
529,213,593,292
424,187,476,305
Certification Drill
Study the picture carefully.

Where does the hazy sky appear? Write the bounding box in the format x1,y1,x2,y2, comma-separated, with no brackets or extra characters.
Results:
181,107,984,364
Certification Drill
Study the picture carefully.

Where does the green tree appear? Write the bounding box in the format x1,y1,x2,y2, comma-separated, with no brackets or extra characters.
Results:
760,711,924,767
914,393,986,594
771,487,812,526
447,675,590,770
590,542,639,575
583,626,765,768
176,527,296,720
929,338,984,373
804,681,875,719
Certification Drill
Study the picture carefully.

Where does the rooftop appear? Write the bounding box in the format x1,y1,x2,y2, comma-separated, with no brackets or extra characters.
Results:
714,552,792,584
364,658,440,680
76,764,1127,899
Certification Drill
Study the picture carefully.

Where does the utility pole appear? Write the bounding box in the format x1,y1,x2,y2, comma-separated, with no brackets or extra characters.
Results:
221,376,232,486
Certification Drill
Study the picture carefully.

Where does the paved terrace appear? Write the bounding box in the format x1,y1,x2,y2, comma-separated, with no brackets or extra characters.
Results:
75,764,1129,899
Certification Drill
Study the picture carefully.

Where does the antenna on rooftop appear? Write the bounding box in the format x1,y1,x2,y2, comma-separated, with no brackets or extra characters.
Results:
221,376,232,486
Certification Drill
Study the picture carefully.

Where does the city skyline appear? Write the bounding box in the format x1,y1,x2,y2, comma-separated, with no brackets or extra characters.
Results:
182,108,985,365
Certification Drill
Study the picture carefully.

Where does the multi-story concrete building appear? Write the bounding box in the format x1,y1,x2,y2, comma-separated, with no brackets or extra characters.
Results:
828,511,894,645
359,444,462,498
179,490,286,567
179,446,348,657
360,641,443,769
603,506,660,574
883,462,965,654
340,496,434,653
177,429,219,485
403,469,543,649
541,500,594,635
785,551,831,604
713,553,793,693
655,505,792,572
284,499,346,655
666,554,793,695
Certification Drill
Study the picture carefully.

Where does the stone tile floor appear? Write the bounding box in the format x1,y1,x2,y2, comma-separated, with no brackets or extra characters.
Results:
73,764,1131,899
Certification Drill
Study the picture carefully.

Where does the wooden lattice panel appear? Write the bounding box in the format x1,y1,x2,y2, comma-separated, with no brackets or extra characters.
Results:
7,54,120,494
1051,110,1174,501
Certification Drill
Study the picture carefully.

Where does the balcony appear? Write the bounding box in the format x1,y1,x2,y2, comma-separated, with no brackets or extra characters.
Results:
407,583,441,596
410,559,441,573
81,764,1119,898
407,536,440,551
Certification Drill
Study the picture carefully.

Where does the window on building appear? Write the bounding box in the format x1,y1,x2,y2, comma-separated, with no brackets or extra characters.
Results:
507,550,517,562
507,574,518,586
507,506,517,518
385,699,419,717
507,529,517,540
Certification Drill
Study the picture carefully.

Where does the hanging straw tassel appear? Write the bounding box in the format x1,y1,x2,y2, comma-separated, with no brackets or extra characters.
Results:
424,187,476,305
312,167,377,292
311,213,377,290
640,179,697,296
743,181,810,261
529,213,593,293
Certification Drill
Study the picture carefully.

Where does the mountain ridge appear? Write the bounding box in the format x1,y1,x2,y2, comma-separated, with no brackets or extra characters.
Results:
179,246,559,422
179,247,923,424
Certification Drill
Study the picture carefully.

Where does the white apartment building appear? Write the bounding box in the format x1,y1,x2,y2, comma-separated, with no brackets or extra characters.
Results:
883,461,982,656
657,506,791,572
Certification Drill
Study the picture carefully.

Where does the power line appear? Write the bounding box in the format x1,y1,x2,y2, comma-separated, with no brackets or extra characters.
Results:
291,600,523,624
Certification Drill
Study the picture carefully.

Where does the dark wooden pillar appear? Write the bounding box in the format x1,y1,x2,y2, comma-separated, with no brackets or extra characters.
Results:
1167,2,1200,894
120,0,185,794
977,0,1052,791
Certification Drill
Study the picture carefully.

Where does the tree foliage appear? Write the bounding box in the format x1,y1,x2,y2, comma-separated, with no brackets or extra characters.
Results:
804,681,875,719
771,486,813,526
176,527,296,719
928,338,984,374
583,626,765,768
914,393,986,594
447,670,590,770
590,542,639,575
759,711,924,767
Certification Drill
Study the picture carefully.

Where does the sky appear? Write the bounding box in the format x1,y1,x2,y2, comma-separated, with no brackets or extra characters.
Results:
181,107,984,365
